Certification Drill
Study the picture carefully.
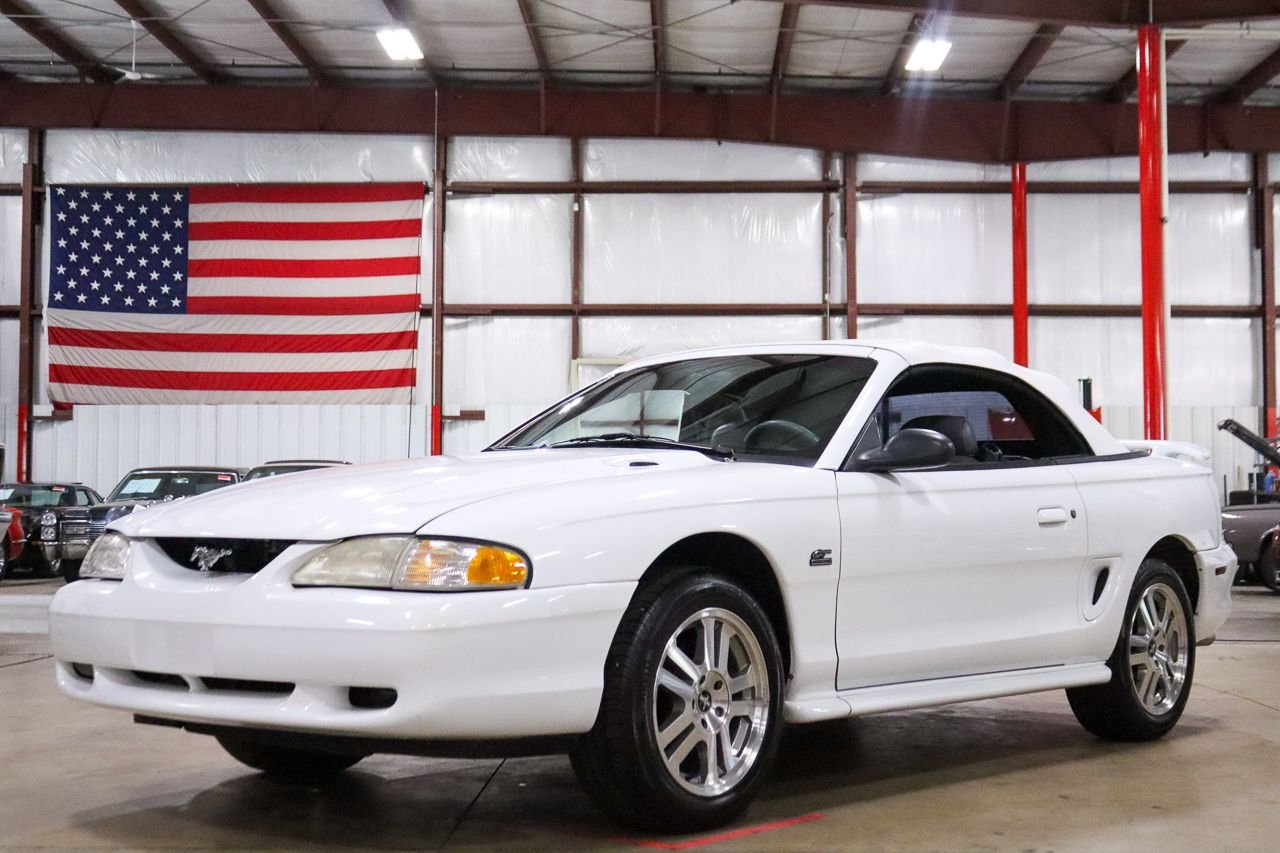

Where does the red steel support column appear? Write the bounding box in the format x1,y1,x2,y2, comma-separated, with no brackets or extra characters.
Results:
1011,161,1029,366
1137,25,1168,440
430,139,446,455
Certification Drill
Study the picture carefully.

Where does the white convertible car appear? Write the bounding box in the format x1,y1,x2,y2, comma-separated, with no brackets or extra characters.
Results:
49,341,1234,831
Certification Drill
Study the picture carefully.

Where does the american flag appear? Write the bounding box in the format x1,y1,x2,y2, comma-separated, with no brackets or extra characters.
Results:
46,183,424,404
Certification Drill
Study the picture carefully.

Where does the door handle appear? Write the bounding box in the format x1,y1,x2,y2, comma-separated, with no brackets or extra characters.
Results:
1037,506,1070,526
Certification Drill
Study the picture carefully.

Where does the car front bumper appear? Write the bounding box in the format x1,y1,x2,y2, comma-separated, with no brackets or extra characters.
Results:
1195,542,1236,644
49,539,634,742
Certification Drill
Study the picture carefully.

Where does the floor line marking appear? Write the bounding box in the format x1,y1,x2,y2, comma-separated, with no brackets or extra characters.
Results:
616,811,824,850
0,654,52,670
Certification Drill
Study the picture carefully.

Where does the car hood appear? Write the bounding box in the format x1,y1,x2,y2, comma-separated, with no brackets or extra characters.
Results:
112,449,722,541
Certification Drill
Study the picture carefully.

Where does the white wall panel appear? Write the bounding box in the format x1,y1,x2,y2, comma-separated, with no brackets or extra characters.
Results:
448,137,571,182
858,155,1008,183
0,197,19,305
581,316,824,360
1028,195,1140,304
1030,317,1142,407
0,404,13,482
1169,318,1259,406
0,129,26,183
857,193,1011,303
442,317,571,454
584,194,821,303
584,140,821,181
854,315,1014,359
27,405,427,494
1031,152,1249,182
0,318,15,406
445,195,572,303
45,131,435,183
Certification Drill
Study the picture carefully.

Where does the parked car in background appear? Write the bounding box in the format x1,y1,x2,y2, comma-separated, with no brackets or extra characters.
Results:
1217,419,1280,593
245,460,350,480
49,342,1233,831
0,507,25,582
0,482,103,580
52,467,246,582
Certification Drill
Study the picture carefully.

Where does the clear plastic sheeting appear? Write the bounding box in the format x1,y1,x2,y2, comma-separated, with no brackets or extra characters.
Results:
45,131,435,183
1029,317,1142,407
1169,318,1259,406
854,315,1014,359
442,318,571,454
857,194,1012,303
445,195,572,303
584,194,822,303
857,155,1009,183
1029,194,1252,305
0,129,26,183
584,140,822,182
580,316,824,361
28,405,428,494
448,137,573,183
1030,152,1250,182
0,197,19,303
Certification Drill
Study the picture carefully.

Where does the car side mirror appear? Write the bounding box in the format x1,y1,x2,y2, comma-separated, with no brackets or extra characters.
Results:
853,427,956,473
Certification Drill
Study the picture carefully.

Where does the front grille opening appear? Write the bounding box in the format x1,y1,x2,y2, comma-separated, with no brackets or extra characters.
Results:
202,676,294,696
70,662,95,681
153,537,296,575
132,670,187,689
349,686,398,709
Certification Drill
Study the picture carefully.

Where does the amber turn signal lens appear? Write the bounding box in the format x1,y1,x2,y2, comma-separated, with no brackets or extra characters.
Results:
466,546,529,587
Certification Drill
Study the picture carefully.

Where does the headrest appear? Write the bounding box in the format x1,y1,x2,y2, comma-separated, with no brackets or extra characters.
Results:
901,414,978,458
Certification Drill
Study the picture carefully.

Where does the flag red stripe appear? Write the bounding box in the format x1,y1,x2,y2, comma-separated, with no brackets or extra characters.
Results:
187,294,421,315
188,219,423,241
48,326,416,354
188,257,420,278
189,183,424,204
50,364,416,392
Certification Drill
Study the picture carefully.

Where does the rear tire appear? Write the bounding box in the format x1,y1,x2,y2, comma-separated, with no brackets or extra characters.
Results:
0,539,9,583
216,733,364,781
1067,558,1195,741
570,570,784,832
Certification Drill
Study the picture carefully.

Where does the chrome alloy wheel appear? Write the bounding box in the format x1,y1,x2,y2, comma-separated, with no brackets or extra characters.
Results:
1128,581,1190,714
651,607,770,797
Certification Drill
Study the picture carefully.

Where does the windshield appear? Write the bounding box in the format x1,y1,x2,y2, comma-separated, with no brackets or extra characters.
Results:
494,354,877,464
0,484,73,507
246,465,326,480
108,471,238,502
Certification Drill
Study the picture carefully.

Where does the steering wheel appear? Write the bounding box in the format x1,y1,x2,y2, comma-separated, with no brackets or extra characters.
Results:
744,420,821,451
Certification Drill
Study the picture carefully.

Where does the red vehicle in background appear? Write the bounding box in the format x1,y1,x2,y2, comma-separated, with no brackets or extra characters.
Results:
0,482,105,583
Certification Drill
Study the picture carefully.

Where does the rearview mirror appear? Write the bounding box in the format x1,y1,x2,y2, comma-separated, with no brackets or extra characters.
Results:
853,428,955,473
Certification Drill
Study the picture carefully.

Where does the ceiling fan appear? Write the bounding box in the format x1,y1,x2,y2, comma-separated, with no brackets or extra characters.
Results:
108,17,182,81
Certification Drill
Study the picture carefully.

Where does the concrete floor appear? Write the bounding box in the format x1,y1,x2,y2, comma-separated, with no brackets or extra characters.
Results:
2,579,1278,851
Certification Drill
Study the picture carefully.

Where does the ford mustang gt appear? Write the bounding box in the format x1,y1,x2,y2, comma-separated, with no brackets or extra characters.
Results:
48,341,1234,831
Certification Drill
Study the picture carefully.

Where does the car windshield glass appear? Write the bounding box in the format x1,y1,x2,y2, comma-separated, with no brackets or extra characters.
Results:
108,472,237,501
493,354,877,464
0,484,70,507
246,465,321,480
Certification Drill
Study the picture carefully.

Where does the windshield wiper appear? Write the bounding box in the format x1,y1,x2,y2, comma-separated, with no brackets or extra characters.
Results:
546,432,734,461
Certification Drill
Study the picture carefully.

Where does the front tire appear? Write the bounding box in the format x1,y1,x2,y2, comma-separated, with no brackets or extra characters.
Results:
1067,558,1195,741
1257,550,1280,592
216,733,364,781
0,539,9,583
58,558,82,584
570,571,784,832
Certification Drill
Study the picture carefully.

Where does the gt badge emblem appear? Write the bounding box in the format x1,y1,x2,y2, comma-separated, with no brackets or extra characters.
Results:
809,548,833,567
190,545,233,572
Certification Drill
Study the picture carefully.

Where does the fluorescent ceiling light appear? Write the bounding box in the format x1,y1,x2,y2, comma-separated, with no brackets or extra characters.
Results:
378,27,423,61
904,38,952,72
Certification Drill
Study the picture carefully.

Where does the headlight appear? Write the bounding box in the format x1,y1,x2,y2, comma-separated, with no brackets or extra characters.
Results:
80,532,132,580
40,512,57,527
41,526,57,541
291,536,530,592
